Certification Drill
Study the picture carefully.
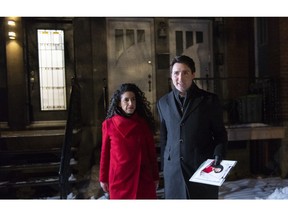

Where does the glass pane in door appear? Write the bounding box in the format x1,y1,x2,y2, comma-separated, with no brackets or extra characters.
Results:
37,29,67,111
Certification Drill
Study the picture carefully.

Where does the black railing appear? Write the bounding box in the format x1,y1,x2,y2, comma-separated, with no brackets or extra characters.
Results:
193,77,281,126
59,76,81,199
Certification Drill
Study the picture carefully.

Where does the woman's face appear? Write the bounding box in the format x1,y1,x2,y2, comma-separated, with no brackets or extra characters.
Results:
119,91,136,115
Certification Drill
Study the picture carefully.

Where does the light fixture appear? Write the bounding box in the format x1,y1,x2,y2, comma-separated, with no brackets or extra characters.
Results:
158,22,167,38
8,20,16,26
7,19,16,40
8,31,16,40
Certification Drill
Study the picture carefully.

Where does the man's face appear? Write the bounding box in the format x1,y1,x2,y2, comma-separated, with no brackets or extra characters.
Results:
171,63,195,96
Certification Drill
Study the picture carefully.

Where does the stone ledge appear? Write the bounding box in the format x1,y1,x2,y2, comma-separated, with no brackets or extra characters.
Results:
227,126,285,141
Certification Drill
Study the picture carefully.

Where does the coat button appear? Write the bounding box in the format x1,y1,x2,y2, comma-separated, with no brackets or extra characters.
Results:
179,139,183,143
180,157,184,161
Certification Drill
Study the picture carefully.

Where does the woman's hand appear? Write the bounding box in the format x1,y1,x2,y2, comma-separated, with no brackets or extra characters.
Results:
155,180,159,190
100,182,109,193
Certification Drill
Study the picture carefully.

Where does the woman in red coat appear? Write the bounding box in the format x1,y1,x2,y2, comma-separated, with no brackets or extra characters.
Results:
99,83,159,199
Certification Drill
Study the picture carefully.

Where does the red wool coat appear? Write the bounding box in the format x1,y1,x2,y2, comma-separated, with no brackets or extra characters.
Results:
99,113,159,199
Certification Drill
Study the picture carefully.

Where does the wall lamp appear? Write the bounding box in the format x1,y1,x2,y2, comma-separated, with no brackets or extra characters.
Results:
8,32,16,40
7,20,16,40
158,21,167,38
8,20,16,26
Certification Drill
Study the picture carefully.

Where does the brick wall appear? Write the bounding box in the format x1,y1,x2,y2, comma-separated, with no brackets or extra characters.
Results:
224,17,254,99
278,18,288,177
224,17,288,177
279,18,288,122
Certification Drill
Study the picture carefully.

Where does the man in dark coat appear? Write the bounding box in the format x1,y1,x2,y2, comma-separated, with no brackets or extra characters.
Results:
157,55,227,199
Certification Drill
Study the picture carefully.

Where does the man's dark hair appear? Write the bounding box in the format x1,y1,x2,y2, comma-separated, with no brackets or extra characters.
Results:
170,55,196,73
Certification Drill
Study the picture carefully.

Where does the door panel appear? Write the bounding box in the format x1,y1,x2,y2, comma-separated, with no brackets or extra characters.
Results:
107,18,156,115
169,19,213,91
25,20,74,122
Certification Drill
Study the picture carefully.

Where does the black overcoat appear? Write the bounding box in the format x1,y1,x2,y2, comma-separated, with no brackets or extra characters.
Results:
157,83,228,199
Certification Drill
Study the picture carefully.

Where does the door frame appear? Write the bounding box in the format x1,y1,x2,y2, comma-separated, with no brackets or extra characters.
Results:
24,18,74,125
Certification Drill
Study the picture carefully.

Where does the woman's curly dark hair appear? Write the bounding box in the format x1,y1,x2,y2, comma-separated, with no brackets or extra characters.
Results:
106,83,156,133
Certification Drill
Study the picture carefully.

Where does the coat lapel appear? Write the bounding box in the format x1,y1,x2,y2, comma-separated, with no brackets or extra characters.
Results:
181,95,203,122
112,114,140,137
166,83,205,123
181,84,205,123
167,92,182,120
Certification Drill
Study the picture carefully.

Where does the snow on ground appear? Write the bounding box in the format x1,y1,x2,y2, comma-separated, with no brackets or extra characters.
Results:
2,176,288,216
95,176,288,200
219,176,288,199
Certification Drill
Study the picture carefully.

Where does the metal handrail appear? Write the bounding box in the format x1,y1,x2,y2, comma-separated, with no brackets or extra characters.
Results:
193,76,281,126
59,76,81,199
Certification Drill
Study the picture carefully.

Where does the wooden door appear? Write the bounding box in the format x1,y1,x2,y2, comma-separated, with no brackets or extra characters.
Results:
107,18,156,115
25,19,74,122
169,19,213,90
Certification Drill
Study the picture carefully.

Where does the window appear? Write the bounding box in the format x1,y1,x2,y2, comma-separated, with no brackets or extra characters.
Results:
37,29,66,111
114,28,146,60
